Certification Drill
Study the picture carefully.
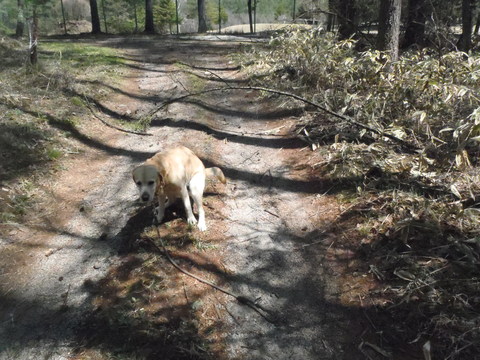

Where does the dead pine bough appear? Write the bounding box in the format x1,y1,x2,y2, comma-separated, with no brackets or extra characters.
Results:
146,84,418,152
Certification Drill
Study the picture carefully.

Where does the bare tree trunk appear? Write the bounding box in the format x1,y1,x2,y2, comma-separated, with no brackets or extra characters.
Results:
337,0,356,39
198,0,207,32
101,0,108,34
254,0,257,33
133,1,138,33
217,0,221,33
403,0,430,48
247,0,253,34
28,8,38,68
15,0,25,37
458,0,474,52
176,0,180,34
102,0,108,34
60,0,68,35
327,0,335,32
89,0,101,34
377,0,402,62
145,0,155,33
475,13,480,35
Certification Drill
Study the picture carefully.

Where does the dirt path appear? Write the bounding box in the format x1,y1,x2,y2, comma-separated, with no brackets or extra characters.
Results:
0,36,366,359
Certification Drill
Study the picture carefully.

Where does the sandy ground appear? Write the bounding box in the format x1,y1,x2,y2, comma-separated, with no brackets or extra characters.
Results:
0,35,366,359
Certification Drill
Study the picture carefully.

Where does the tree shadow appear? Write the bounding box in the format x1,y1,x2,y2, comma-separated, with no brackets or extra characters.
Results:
77,256,212,360
0,197,429,359
164,97,305,121
0,122,53,182
0,283,211,360
64,204,364,358
0,100,153,161
325,196,480,359
85,205,374,359
152,117,304,149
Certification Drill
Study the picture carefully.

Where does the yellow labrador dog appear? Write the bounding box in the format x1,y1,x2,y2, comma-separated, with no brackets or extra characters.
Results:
132,145,226,231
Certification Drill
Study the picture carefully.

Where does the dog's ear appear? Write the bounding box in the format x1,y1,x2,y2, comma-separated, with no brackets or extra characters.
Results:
132,166,140,182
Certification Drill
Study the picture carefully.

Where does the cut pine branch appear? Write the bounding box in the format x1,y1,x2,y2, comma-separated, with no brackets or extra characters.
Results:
147,85,418,152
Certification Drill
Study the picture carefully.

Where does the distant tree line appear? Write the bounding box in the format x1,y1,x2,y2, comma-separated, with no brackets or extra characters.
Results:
1,0,477,54
334,0,478,56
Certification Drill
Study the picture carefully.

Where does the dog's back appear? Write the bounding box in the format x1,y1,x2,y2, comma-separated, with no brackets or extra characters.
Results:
147,146,205,185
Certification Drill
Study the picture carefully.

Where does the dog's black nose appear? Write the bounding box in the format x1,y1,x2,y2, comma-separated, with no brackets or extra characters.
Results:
141,193,150,202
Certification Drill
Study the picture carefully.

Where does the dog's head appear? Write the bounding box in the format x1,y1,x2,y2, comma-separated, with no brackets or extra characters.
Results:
132,164,163,203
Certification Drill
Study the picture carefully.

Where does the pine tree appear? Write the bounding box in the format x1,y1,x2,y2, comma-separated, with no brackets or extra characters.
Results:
154,0,177,33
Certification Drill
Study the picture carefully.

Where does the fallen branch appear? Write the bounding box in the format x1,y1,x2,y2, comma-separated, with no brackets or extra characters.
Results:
84,97,152,136
147,86,418,152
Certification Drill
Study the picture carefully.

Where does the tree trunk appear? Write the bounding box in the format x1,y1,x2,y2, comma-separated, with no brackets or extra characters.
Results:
377,0,402,62
101,0,108,34
60,0,68,35
198,0,207,32
403,0,430,48
28,8,38,68
337,0,355,39
247,0,253,34
458,0,474,52
327,0,335,32
15,0,25,37
89,0,101,34
145,0,155,33
475,13,480,35
133,1,138,33
254,0,257,33
176,0,180,34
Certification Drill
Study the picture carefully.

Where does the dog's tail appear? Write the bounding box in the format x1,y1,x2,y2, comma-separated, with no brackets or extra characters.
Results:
205,167,226,184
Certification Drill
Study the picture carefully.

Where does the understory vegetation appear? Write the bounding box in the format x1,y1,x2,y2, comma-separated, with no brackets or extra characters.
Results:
243,29,480,359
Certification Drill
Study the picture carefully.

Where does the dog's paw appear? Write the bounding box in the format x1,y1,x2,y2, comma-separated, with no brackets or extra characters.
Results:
197,221,207,232
187,216,197,226
197,218,207,231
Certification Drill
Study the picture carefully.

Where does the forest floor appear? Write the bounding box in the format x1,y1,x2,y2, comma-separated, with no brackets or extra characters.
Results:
0,35,421,360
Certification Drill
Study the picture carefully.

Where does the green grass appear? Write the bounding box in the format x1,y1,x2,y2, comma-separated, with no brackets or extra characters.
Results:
70,96,84,107
40,42,127,69
46,147,63,160
0,180,35,222
193,238,217,251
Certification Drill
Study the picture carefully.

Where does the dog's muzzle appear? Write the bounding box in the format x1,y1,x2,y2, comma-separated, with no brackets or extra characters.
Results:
141,193,150,202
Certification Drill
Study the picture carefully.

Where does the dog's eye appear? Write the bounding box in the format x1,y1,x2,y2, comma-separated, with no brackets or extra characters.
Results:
136,181,142,186
148,181,155,186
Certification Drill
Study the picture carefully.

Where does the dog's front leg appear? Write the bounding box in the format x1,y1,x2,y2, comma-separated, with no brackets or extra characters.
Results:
180,186,197,227
155,193,167,224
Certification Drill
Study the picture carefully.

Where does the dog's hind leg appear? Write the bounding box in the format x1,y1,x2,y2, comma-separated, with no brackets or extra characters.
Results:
180,185,197,228
189,172,207,231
